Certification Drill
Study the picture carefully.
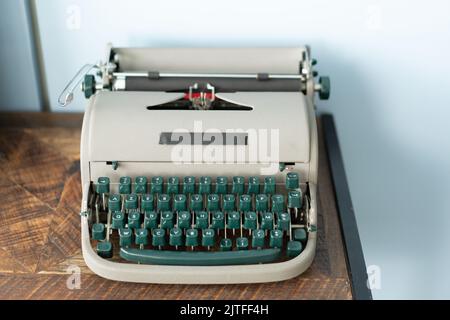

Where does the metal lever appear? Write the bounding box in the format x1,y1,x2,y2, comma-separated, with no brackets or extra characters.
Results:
58,64,98,107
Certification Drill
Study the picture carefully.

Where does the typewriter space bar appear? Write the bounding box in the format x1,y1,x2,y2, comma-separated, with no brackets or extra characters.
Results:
119,248,281,266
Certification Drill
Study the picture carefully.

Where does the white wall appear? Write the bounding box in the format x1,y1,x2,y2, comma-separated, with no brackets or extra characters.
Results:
34,0,450,298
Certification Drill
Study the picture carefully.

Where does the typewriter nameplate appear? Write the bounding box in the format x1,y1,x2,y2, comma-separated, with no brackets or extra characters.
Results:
159,132,248,145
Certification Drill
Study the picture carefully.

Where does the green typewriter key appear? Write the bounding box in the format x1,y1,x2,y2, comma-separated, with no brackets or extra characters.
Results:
199,176,212,195
286,172,300,190
169,228,183,247
151,176,164,194
294,228,307,244
212,211,225,230
220,238,232,251
255,194,268,212
141,194,154,211
135,228,149,246
160,211,174,229
244,211,257,231
119,176,132,195
215,176,228,194
185,228,199,248
239,194,252,212
177,211,191,229
157,194,170,212
144,211,158,229
202,228,215,247
223,194,235,211
288,190,302,209
195,211,209,229
260,212,274,230
263,176,276,194
112,211,125,229
287,240,303,257
271,194,285,213
92,223,105,240
97,177,110,210
183,176,196,194
119,228,132,247
252,229,265,248
236,237,249,250
96,177,110,194
152,228,166,247
174,194,187,211
125,193,138,210
108,194,121,212
97,241,113,258
269,229,283,248
232,176,245,195
247,176,260,194
128,210,141,229
135,176,148,194
190,194,203,212
167,176,179,195
207,194,220,212
227,211,241,231
277,212,291,231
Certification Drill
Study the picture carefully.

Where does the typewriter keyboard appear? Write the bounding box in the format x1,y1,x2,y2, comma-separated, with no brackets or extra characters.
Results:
89,174,309,266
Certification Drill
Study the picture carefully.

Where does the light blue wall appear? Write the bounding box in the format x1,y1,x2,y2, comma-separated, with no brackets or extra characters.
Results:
32,0,450,298
0,0,42,111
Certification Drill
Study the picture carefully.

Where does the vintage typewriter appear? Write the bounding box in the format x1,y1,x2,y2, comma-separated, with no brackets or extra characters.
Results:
59,45,330,283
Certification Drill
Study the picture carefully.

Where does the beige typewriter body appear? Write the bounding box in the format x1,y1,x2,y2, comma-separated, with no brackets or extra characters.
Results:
62,46,329,284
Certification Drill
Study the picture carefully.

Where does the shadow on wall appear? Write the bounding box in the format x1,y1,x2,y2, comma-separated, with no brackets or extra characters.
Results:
315,44,447,299
0,0,42,111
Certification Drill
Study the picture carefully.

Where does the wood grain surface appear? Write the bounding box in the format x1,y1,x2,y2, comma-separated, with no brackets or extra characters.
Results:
0,112,352,300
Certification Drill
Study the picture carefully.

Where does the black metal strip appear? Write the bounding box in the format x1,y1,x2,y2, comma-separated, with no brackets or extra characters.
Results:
125,77,302,92
322,114,373,300
159,132,248,145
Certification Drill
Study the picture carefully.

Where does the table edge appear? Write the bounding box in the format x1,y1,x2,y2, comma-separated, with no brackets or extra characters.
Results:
321,114,373,300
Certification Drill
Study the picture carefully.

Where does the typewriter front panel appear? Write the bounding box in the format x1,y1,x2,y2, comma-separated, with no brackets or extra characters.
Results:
86,91,310,164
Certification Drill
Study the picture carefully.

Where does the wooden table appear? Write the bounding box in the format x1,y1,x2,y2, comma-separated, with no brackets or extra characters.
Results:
0,112,368,300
